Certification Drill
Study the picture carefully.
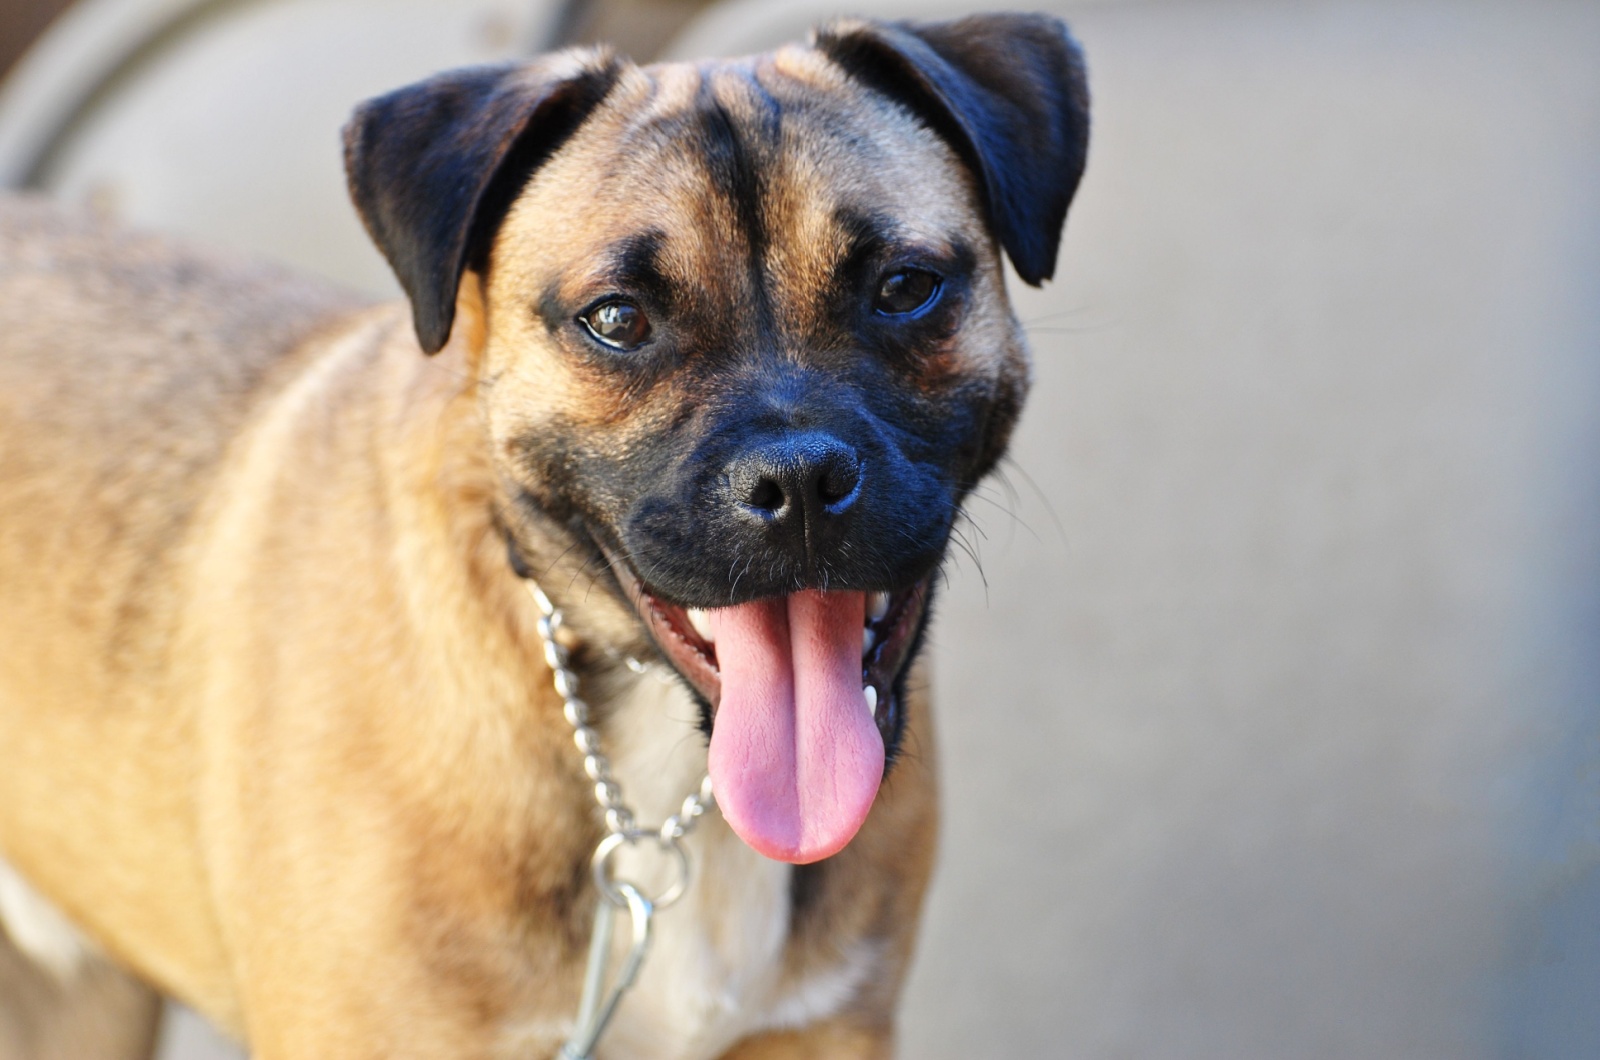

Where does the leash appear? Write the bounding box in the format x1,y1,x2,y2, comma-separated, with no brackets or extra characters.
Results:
523,579,716,1060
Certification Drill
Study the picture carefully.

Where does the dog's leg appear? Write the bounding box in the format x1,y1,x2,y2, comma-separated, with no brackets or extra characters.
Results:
716,1021,893,1059
0,931,162,1060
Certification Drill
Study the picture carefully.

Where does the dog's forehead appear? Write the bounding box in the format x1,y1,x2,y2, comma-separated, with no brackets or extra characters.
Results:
493,44,988,296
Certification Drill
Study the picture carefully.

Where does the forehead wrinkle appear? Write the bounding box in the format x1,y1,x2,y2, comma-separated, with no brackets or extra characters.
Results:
540,73,741,311
606,66,760,260
712,59,783,145
605,60,867,338
670,63,786,333
716,60,895,342
759,163,843,337
753,85,951,335
629,62,701,126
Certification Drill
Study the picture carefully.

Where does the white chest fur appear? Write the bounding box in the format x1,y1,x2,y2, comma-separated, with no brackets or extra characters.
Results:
0,856,94,981
588,670,876,1060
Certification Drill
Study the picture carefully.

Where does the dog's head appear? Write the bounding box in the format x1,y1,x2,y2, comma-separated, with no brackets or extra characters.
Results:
344,15,1089,863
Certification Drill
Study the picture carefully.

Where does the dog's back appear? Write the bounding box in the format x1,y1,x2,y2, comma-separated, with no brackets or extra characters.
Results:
0,196,362,638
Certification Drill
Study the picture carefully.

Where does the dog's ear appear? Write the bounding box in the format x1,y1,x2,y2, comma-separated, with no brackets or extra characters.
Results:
814,14,1089,286
343,51,621,353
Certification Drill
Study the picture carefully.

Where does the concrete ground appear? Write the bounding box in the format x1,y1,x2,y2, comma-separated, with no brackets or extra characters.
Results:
2,0,1595,1057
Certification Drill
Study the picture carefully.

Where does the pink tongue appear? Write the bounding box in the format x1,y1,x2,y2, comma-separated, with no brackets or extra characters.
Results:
706,591,885,863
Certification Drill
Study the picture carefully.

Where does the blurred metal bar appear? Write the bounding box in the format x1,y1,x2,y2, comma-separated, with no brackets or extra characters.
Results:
0,0,75,82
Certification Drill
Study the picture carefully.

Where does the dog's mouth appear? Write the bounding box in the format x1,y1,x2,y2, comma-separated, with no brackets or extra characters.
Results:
602,548,928,864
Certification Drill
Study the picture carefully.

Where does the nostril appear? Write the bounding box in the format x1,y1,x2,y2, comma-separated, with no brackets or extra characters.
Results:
816,460,860,507
747,476,785,513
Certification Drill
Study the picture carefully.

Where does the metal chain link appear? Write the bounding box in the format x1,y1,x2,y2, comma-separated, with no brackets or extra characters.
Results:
523,578,715,908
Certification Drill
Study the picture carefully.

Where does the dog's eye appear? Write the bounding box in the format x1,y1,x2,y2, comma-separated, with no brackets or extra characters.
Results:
873,269,942,316
580,299,651,350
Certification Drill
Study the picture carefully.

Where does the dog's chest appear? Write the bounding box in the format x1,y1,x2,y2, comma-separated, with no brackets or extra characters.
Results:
582,672,868,1060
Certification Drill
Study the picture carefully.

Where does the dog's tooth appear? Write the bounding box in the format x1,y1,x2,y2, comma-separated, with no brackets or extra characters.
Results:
864,685,878,718
868,592,891,623
862,627,876,655
687,609,714,643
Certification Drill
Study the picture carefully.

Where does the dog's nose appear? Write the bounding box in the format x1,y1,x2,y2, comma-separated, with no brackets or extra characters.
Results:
730,433,862,527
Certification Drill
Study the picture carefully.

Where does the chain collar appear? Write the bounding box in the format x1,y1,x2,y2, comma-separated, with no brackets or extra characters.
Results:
523,577,716,905
523,576,718,1060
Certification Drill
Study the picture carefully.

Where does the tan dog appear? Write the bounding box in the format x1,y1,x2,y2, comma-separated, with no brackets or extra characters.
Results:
0,14,1088,1058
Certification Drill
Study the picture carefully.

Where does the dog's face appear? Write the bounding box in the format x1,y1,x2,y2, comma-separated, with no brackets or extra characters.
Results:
487,53,1008,605
345,16,1088,863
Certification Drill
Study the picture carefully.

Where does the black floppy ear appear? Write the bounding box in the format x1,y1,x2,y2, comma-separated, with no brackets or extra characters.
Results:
814,14,1090,286
343,51,621,353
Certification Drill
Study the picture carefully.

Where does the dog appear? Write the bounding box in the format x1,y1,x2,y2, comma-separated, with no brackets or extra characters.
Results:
0,13,1088,1058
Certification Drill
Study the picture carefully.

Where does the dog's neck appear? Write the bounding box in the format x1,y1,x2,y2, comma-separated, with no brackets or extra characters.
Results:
390,333,879,1058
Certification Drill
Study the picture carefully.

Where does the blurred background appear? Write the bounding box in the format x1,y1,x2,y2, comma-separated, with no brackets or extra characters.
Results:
1,0,1596,1057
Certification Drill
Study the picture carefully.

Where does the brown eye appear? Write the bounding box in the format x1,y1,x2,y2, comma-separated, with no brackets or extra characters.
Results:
873,268,942,316
580,299,651,350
